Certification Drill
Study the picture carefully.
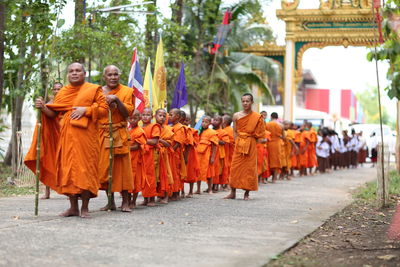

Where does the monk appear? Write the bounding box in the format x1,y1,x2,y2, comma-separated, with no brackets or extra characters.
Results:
265,112,284,183
128,110,147,209
183,115,200,197
282,121,298,180
169,109,188,200
98,65,134,212
155,108,174,204
222,115,234,190
25,62,108,218
224,93,266,200
195,116,218,194
257,111,269,184
141,108,161,207
212,115,230,193
34,82,63,200
306,122,318,175
299,124,311,176
292,124,302,175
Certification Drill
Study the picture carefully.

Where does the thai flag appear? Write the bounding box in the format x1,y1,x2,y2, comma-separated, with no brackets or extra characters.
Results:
128,47,145,112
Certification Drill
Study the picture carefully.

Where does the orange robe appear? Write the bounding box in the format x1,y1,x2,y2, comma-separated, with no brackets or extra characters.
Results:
185,127,200,183
142,123,161,198
292,130,301,169
215,128,230,185
285,129,296,169
307,129,318,168
223,125,234,182
25,82,108,197
299,131,311,168
157,125,174,196
197,128,219,181
129,126,147,194
98,84,134,192
265,120,283,170
229,112,265,191
261,131,272,178
171,123,187,192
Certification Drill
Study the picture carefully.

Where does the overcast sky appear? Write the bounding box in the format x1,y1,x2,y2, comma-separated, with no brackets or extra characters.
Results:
60,0,396,118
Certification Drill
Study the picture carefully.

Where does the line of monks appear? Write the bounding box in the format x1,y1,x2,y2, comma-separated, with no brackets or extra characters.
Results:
23,62,357,219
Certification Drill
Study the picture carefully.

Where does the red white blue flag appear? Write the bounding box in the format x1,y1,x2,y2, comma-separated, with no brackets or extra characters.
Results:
128,47,145,112
210,10,232,54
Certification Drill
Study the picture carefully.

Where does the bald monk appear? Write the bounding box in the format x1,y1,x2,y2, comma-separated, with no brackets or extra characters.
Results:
212,115,230,193
283,121,298,180
299,123,311,176
141,108,161,206
265,112,284,183
183,115,200,197
178,111,191,198
169,109,188,200
224,93,266,200
33,82,63,200
128,110,147,209
292,124,302,175
25,63,108,218
306,122,318,175
98,65,134,212
196,116,218,194
257,111,269,184
155,108,174,204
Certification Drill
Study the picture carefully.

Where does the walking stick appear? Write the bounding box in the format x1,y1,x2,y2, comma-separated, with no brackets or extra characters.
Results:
107,109,114,211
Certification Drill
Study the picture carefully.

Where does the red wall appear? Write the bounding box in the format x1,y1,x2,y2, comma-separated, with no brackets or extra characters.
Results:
305,88,330,113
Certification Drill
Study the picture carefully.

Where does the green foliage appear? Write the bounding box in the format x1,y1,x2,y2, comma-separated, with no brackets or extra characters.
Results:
354,170,400,202
355,86,392,125
367,0,400,100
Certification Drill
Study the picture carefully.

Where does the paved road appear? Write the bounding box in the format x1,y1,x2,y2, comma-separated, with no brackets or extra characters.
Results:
0,166,376,267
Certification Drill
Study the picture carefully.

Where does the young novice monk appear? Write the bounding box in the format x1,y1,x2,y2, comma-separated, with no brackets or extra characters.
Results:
141,108,161,207
183,115,200,197
128,110,147,209
222,115,234,190
169,109,188,200
211,115,230,193
196,116,218,194
155,108,174,204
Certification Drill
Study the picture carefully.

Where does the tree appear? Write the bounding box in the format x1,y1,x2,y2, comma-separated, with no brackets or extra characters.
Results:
368,0,400,171
0,1,5,113
356,87,391,125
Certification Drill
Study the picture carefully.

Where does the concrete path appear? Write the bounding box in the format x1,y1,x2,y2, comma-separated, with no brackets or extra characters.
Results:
0,166,376,267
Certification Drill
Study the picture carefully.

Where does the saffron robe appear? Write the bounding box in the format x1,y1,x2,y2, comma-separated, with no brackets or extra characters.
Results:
214,128,230,185
307,129,318,168
142,123,161,197
185,127,200,183
157,125,174,196
265,120,283,169
299,131,311,168
229,112,265,191
25,82,108,197
129,126,147,194
284,129,296,169
197,128,219,181
99,84,134,192
223,125,234,182
171,123,187,192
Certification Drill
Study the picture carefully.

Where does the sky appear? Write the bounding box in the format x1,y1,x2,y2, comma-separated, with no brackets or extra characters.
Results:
59,0,396,119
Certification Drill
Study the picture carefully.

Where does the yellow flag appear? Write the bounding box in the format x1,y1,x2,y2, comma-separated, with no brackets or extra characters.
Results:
152,37,167,110
143,58,157,109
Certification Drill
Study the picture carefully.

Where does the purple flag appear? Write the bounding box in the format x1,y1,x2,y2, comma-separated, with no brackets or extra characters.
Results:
171,62,188,109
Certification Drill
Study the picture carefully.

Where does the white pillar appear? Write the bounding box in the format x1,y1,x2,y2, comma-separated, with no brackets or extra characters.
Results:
283,40,294,121
252,84,260,113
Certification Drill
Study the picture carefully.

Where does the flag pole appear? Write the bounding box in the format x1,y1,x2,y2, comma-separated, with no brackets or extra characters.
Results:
205,50,218,114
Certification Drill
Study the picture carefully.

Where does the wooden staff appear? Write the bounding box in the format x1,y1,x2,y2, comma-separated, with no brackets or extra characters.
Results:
107,109,114,210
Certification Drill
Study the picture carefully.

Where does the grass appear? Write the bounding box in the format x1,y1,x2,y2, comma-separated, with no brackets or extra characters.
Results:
354,170,400,202
0,163,35,197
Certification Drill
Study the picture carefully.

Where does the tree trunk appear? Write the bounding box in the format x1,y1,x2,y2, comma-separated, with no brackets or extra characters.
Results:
0,1,5,113
144,1,157,60
74,0,85,64
172,0,184,25
396,100,400,173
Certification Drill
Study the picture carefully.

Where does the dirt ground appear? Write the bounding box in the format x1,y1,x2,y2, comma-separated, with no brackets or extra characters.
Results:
267,197,400,267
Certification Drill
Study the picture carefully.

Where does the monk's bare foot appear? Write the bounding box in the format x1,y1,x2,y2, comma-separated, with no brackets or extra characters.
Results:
59,208,79,217
244,194,250,201
40,194,50,200
100,204,116,211
271,179,276,184
160,199,168,204
186,193,193,198
80,208,91,218
207,190,213,194
261,180,267,184
121,205,132,212
147,201,156,207
129,203,136,209
194,191,201,195
223,193,236,199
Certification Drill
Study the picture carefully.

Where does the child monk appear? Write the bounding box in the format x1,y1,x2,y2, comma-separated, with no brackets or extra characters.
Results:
128,110,147,209
195,116,218,194
211,115,230,193
141,108,161,206
222,115,234,190
155,108,174,204
183,115,200,197
169,109,188,200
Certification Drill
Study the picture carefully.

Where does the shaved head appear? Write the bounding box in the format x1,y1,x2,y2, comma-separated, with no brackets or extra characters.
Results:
103,65,121,75
68,62,85,73
67,62,86,86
